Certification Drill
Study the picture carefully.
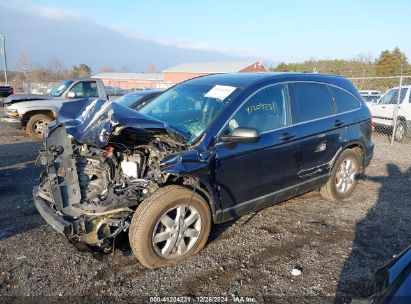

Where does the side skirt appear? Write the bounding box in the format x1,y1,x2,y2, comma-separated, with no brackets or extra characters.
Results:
218,174,330,223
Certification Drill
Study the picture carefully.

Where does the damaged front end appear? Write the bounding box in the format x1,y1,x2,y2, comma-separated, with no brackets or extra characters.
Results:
34,99,189,248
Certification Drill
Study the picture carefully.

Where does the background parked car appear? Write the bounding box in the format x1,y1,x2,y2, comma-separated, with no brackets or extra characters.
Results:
362,93,381,105
114,89,163,111
105,85,130,96
2,78,111,139
353,246,411,304
359,90,381,96
368,85,411,142
0,85,14,98
0,85,14,106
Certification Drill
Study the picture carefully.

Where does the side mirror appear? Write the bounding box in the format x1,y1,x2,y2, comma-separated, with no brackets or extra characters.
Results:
221,127,260,144
67,91,76,98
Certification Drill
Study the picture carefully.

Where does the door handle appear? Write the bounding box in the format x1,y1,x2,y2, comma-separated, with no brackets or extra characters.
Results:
279,132,296,141
333,119,344,127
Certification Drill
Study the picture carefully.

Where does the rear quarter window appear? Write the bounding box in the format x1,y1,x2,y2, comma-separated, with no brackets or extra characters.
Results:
289,82,334,124
329,86,360,112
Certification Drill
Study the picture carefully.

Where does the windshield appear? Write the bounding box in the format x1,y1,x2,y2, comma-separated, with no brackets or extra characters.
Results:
379,88,407,105
114,93,144,108
140,83,241,142
49,80,73,97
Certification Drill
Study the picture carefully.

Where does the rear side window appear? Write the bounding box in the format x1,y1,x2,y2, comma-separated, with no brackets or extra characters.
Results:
329,86,360,112
289,82,334,123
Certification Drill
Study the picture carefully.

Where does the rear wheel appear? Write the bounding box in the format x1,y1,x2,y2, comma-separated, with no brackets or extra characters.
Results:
129,185,211,268
26,114,52,140
320,149,361,201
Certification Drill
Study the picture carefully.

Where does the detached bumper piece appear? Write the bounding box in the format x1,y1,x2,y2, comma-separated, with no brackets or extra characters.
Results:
33,186,79,237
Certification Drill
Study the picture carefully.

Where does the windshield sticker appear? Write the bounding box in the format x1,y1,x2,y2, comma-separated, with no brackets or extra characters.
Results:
204,85,237,101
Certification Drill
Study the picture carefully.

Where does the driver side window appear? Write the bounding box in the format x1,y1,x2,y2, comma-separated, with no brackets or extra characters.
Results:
68,81,98,98
228,84,290,133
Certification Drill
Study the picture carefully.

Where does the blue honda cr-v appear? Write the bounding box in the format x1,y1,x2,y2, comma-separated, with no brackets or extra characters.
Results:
34,73,374,268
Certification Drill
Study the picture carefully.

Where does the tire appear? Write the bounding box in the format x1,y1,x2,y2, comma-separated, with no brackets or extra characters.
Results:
394,120,407,142
26,114,52,140
129,185,211,268
320,149,361,201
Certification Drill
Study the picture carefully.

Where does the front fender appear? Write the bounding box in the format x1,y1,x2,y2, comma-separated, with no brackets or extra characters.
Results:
18,105,60,117
160,150,222,223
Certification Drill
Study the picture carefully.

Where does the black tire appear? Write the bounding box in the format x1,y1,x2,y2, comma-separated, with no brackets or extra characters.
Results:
394,120,407,142
26,114,52,140
129,185,211,268
320,149,361,201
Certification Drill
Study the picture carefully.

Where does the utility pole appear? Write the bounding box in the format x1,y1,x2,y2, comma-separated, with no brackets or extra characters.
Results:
0,35,8,84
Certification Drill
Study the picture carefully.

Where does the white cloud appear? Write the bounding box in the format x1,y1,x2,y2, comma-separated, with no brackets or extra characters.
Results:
0,0,81,21
0,0,267,61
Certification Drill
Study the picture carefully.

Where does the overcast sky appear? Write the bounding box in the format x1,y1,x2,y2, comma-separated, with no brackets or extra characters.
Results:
1,0,410,71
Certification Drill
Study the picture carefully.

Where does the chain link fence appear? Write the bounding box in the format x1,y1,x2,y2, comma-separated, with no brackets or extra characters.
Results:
349,76,411,145
12,80,174,95
6,77,411,146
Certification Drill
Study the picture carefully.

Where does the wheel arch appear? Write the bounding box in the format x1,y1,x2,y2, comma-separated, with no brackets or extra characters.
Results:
21,110,56,127
330,142,366,173
163,174,219,223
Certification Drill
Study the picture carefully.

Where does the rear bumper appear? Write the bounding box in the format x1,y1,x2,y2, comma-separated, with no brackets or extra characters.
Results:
33,186,79,237
365,142,374,168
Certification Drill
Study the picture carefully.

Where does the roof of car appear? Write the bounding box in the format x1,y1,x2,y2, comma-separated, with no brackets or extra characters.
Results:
185,72,348,89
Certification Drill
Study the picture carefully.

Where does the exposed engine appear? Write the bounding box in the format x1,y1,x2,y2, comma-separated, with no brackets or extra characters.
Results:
71,136,182,209
35,129,186,248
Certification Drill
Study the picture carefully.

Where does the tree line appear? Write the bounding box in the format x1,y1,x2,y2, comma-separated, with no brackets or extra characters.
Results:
0,53,158,85
0,53,94,84
271,47,411,77
1,48,409,85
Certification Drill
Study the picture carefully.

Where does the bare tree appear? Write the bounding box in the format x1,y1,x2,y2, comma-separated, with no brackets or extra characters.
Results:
47,58,64,80
100,66,115,73
120,66,130,73
15,53,33,81
145,64,157,73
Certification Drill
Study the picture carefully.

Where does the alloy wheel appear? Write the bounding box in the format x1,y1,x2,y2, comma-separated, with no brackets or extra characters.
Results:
152,204,201,259
335,158,357,193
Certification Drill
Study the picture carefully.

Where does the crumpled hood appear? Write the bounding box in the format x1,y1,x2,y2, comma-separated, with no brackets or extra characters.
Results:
4,94,52,104
56,98,188,147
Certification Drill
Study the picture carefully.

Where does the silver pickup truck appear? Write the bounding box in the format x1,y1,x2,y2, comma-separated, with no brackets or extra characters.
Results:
2,78,110,139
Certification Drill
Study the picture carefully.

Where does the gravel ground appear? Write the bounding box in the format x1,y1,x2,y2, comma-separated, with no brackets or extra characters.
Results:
0,111,410,303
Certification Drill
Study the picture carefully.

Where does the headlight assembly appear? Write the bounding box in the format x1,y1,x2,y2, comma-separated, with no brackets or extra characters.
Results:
5,109,19,117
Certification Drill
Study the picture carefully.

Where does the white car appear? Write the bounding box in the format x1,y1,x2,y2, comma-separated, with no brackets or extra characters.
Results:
359,90,381,95
369,86,411,141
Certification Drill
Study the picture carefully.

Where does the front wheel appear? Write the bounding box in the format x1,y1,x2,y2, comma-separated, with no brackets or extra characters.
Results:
129,185,211,268
394,121,407,142
320,149,361,201
26,114,52,140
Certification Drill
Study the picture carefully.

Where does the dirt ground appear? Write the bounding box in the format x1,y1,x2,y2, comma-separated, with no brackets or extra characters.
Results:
0,110,410,303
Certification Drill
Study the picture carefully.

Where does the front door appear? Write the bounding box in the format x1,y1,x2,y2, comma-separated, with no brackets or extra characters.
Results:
214,83,300,221
371,87,407,127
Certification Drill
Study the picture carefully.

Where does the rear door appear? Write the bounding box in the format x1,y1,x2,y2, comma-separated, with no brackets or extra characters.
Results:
287,82,343,191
